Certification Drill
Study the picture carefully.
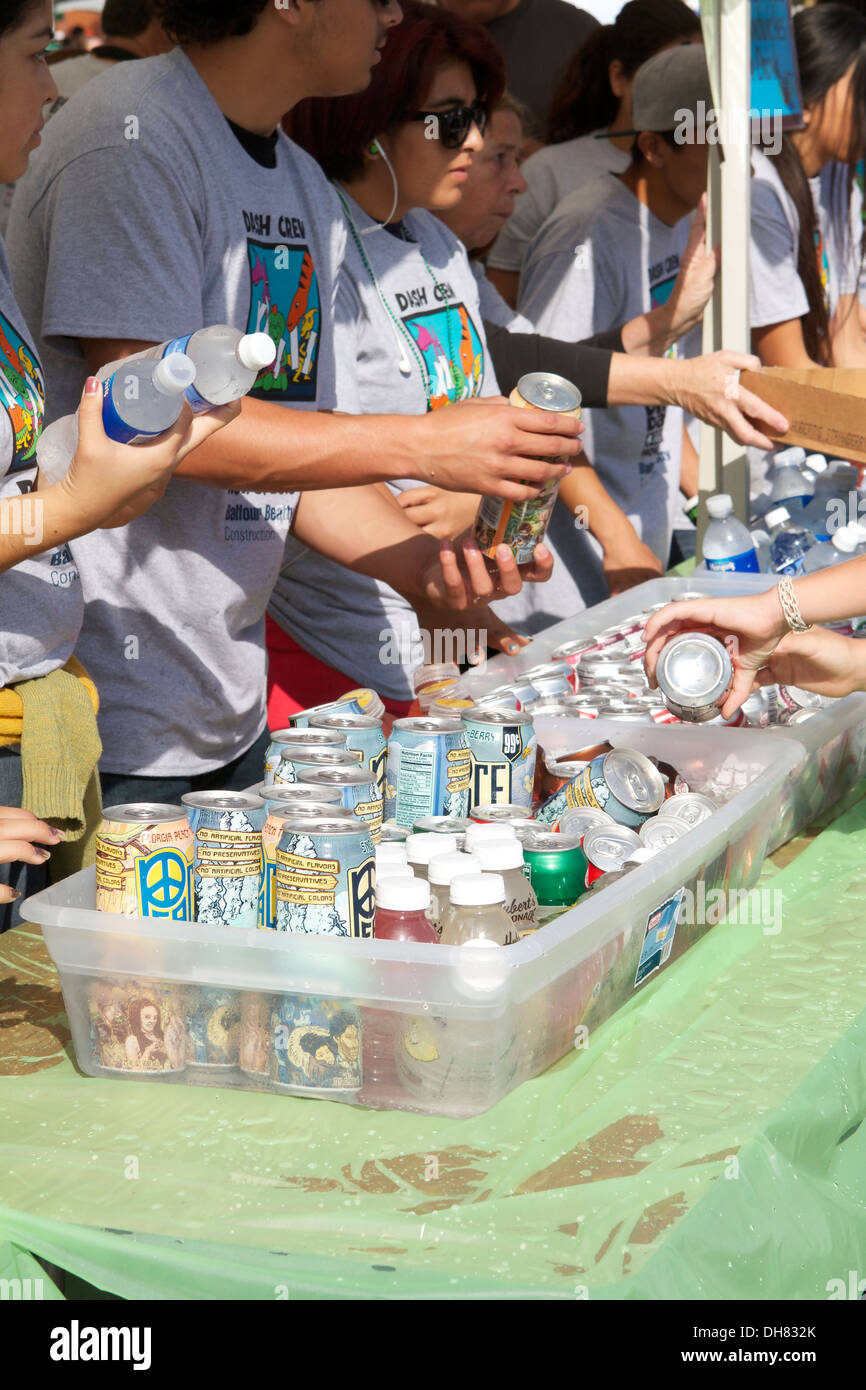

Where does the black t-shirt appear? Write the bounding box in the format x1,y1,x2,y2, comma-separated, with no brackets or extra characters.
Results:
486,0,598,137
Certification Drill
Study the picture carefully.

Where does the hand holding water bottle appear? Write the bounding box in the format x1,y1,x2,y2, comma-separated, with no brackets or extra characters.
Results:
38,376,240,539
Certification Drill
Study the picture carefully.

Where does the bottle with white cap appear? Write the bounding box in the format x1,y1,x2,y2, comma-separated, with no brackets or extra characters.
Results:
375,862,414,881
800,523,861,573
770,445,813,508
427,851,477,936
101,353,198,444
152,325,277,412
374,876,437,943
439,873,515,947
405,832,459,880
375,842,409,869
462,821,518,855
766,504,816,575
700,494,760,573
470,840,538,937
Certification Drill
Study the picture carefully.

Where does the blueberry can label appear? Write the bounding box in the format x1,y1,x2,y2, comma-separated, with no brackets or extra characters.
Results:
463,717,537,809
269,996,362,1094
275,828,376,938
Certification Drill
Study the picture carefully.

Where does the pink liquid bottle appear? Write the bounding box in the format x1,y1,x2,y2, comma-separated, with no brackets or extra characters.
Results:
361,877,438,1104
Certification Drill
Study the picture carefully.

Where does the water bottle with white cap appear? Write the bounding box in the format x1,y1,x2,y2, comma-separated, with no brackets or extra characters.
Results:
767,504,816,575
439,873,516,946
800,523,861,573
770,446,813,508
462,821,518,855
101,353,197,444
700,494,760,572
147,325,277,413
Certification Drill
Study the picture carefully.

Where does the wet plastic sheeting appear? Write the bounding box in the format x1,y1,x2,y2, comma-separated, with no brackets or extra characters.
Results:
1,797,865,1299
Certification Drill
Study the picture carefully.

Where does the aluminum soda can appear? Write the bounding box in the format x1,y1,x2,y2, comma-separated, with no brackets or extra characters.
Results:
473,372,582,563
181,791,267,929
309,710,388,796
561,693,603,718
87,977,188,1076
523,696,573,718
655,632,734,722
253,780,343,807
557,806,616,843
536,748,665,829
274,745,362,785
259,802,354,929
268,994,363,1096
263,726,346,784
384,716,472,827
185,986,242,1071
380,820,412,842
274,816,376,939
475,682,525,710
461,707,537,809
639,817,688,851
537,756,590,801
657,791,717,829
96,803,194,919
550,636,600,671
583,823,642,886
239,991,273,1078
469,803,537,828
521,663,574,699
413,814,474,837
520,828,588,917
776,684,828,714
297,765,384,842
288,687,386,728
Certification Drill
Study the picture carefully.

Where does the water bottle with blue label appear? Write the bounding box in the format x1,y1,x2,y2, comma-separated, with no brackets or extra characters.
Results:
766,504,817,575
156,326,276,413
701,493,760,572
100,353,196,444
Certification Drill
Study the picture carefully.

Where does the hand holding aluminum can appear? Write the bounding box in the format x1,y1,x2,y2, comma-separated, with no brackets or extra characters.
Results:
654,633,734,723
473,372,581,564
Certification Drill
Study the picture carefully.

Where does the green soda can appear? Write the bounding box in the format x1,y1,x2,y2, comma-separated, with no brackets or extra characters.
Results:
517,827,588,924
461,707,536,809
263,726,346,784
309,711,388,797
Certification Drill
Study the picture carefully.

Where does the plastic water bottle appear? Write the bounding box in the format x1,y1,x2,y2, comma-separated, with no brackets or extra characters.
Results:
750,527,772,572
766,504,816,575
801,493,833,542
36,352,195,481
701,493,760,572
770,446,813,508
800,524,860,573
846,519,866,555
144,326,276,413
100,354,196,444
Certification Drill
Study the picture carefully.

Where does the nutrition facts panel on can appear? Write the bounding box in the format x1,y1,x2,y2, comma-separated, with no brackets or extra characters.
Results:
396,748,438,823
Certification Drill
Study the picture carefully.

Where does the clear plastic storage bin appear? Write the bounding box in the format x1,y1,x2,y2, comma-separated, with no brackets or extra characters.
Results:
447,576,866,853
22,726,802,1118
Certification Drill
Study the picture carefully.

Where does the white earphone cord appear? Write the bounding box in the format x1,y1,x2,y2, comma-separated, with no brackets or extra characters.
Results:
360,138,400,234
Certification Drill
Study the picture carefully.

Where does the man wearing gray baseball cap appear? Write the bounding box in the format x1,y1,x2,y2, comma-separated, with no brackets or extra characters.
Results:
492,42,716,632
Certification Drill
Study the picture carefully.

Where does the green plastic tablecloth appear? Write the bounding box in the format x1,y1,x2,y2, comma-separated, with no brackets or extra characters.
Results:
1,794,866,1301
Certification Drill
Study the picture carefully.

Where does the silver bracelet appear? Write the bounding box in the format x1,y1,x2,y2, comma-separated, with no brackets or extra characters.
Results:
777,577,812,633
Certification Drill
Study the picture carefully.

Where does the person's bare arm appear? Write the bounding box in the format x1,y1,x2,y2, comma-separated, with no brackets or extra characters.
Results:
751,317,817,368
680,424,699,498
828,293,866,367
80,338,580,500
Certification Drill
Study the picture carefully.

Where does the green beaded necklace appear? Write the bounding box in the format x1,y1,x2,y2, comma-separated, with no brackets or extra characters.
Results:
335,184,463,409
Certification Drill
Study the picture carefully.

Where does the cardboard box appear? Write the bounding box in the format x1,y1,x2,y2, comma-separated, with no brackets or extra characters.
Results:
740,367,866,464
